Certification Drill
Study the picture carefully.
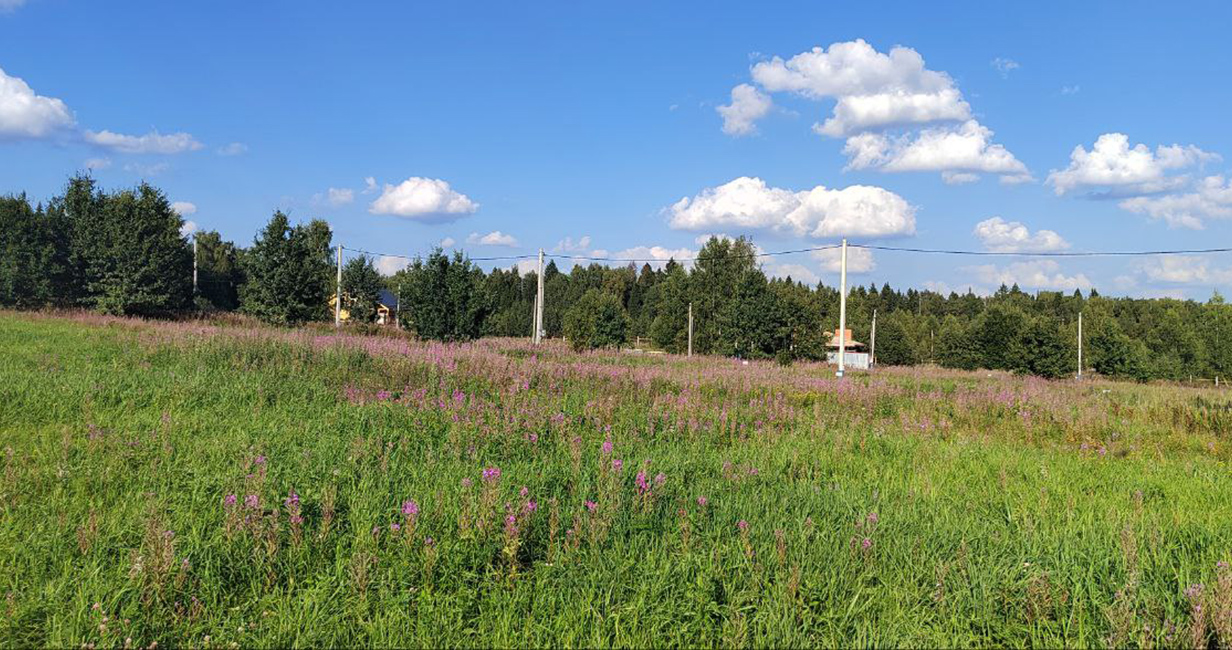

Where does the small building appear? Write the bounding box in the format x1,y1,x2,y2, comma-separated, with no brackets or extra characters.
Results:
825,328,871,370
329,290,400,326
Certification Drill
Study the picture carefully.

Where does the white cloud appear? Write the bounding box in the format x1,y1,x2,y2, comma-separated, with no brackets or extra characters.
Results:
515,259,539,275
973,217,1069,252
765,262,820,285
1140,256,1232,285
1047,133,1220,197
717,83,772,136
812,246,875,273
969,260,1092,291
84,157,111,170
553,235,592,253
1119,175,1232,229
991,57,1020,78
369,177,478,220
0,0,28,11
941,171,979,185
216,142,247,156
1061,85,1081,95
123,161,169,176
439,236,456,248
842,120,1029,182
376,255,411,276
180,221,198,237
363,177,378,194
466,230,518,247
327,187,354,206
84,129,204,154
171,201,197,216
606,245,696,268
0,66,75,139
667,176,915,239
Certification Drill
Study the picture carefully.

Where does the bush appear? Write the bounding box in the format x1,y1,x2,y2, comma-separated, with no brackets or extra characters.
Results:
563,289,628,351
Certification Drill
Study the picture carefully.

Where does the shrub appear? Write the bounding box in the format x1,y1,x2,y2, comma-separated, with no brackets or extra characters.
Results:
563,289,628,351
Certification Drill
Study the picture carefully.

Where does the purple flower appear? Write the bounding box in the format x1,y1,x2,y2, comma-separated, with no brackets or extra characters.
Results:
866,512,879,525
1185,584,1205,600
861,537,873,550
390,522,401,533
401,500,419,518
584,500,597,512
524,500,537,513
284,491,300,509
697,496,708,507
482,467,501,483
636,471,650,494
611,458,623,472
654,472,666,486
223,494,237,507
244,494,259,509
254,455,266,465
737,520,749,532
425,537,435,547
519,486,529,498
601,440,613,455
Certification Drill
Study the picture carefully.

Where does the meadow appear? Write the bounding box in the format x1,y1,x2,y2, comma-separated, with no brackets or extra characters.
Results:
3,310,1232,647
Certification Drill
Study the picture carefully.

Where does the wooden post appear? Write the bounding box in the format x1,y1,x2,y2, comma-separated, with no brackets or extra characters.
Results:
870,308,877,368
334,244,342,328
534,249,545,345
1077,311,1083,379
836,238,848,377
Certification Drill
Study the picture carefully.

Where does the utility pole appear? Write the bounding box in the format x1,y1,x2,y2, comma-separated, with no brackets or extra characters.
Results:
836,238,848,378
192,234,198,296
530,295,537,340
395,283,402,329
870,308,877,368
334,244,342,328
534,248,545,345
1077,311,1083,380
687,302,693,357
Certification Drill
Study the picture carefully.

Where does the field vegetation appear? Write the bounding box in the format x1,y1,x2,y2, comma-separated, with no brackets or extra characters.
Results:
4,311,1232,646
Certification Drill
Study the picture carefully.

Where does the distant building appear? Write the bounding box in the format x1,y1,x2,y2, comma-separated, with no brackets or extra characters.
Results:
825,328,871,370
329,290,401,326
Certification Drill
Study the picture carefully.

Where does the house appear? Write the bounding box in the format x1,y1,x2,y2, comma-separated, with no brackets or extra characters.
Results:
825,328,871,370
329,289,400,326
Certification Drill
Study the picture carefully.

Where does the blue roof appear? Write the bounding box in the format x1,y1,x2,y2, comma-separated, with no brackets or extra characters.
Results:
378,289,398,310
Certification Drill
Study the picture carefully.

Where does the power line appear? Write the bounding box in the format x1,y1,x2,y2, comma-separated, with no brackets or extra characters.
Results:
852,244,1232,257
340,246,537,262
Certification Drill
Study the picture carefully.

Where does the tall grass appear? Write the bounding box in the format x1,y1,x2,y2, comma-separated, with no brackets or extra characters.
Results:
2,310,1232,647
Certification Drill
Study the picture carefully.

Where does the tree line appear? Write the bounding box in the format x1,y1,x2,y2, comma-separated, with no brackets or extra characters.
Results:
4,176,1232,382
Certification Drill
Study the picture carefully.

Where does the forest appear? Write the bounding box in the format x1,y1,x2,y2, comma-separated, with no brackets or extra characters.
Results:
4,175,1232,381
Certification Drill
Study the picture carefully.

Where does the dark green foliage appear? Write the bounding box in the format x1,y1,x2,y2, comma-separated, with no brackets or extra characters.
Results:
403,248,487,341
563,288,629,351
194,230,243,311
1009,318,1072,379
873,314,915,367
240,212,333,325
341,255,383,323
0,194,72,308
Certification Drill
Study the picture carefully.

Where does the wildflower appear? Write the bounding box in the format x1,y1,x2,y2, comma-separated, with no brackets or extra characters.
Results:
601,439,613,455
584,500,597,512
636,471,650,494
482,467,501,482
284,491,300,509
866,512,879,525
244,494,259,509
524,500,537,513
737,520,749,531
697,496,708,507
654,473,666,486
861,537,873,550
401,500,420,518
1185,583,1205,600
425,537,435,547
461,477,473,488
611,458,623,472
223,494,237,507
254,455,266,465
390,522,401,533
519,486,529,497
528,433,539,443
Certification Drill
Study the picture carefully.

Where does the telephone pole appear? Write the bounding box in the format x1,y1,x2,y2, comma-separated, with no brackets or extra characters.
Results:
334,244,342,328
836,238,848,378
534,248,545,345
1077,311,1083,379
870,308,877,368
687,302,693,357
192,234,198,296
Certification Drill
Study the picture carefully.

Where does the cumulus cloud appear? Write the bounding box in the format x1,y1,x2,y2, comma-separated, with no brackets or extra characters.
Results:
326,187,354,207
973,217,1069,252
717,84,772,136
439,236,456,248
466,230,518,247
1118,175,1232,229
84,157,111,170
376,255,411,276
1047,133,1220,197
606,245,696,268
179,220,198,237
171,201,197,216
369,177,478,220
765,262,820,286
362,177,378,194
991,57,1020,78
812,246,875,273
841,120,1029,182
969,260,1092,291
84,129,204,154
667,176,915,239
216,142,247,156
721,40,1025,182
1140,256,1232,285
553,235,592,253
0,66,75,139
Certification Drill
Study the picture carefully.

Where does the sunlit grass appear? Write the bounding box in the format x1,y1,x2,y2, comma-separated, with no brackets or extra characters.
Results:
2,310,1232,647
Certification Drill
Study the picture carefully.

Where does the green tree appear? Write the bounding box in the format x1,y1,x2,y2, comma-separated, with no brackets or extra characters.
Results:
936,315,981,370
240,212,332,325
193,230,243,311
563,289,629,351
0,194,72,308
341,255,383,322
873,313,915,366
1009,318,1071,379
403,248,487,341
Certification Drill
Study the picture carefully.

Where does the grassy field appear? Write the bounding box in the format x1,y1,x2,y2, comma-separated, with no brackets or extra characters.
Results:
4,311,1232,647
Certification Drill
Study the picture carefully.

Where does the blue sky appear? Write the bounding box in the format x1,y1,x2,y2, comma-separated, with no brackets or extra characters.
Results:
3,0,1232,298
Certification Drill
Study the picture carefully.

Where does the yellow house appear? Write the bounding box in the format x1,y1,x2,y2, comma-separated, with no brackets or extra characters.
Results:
329,290,400,326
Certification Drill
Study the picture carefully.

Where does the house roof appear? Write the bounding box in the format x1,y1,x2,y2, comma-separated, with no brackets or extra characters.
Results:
378,289,398,310
826,328,865,349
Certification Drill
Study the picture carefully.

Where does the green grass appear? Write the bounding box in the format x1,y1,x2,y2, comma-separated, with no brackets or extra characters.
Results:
2,311,1232,647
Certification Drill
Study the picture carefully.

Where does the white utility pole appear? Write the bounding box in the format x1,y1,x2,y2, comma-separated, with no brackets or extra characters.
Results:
836,238,848,378
334,244,342,328
1077,311,1083,380
192,234,198,295
534,249,545,345
530,295,537,340
687,302,694,357
870,309,877,368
